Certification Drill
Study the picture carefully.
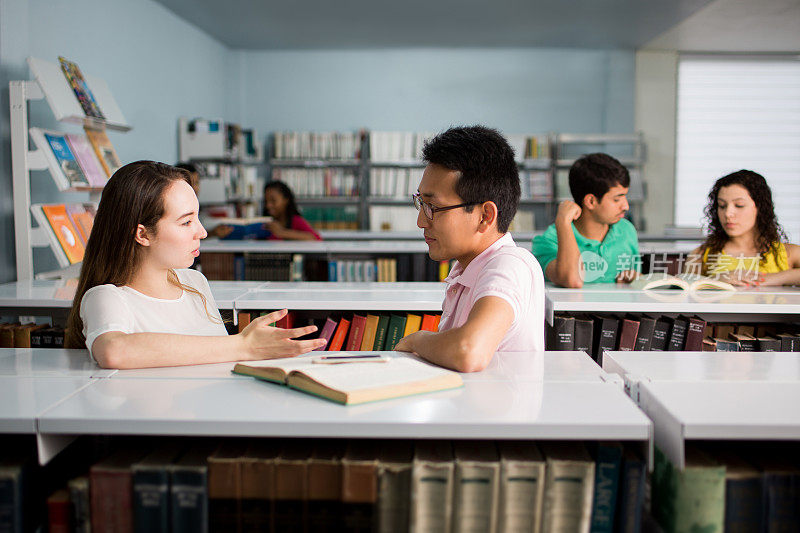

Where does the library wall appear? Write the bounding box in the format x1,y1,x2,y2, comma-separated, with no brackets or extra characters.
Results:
0,0,236,281
237,48,636,133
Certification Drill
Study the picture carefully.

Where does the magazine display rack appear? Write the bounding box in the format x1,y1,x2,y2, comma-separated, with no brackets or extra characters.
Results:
10,57,130,280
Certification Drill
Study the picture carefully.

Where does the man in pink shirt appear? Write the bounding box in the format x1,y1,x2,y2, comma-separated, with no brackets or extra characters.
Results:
395,126,545,372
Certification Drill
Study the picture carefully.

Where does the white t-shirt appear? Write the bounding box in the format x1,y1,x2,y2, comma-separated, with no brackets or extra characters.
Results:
80,269,228,360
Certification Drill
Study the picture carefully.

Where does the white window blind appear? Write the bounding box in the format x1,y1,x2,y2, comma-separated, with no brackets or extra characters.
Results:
675,56,800,241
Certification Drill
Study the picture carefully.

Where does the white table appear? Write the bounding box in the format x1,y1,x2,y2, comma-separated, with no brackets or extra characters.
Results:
110,351,608,383
0,348,115,378
234,288,445,312
0,348,650,465
637,381,800,469
0,376,94,433
602,351,800,469
544,283,800,325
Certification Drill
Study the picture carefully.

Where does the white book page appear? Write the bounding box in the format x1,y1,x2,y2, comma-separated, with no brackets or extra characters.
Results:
299,357,458,393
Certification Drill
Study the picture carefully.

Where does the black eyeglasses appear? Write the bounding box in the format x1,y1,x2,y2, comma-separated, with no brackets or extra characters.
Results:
412,192,476,221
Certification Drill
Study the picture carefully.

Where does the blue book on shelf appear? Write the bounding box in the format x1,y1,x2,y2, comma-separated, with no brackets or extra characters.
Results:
221,223,271,240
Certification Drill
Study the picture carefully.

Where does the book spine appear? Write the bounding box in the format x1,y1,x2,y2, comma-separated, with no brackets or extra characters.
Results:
47,491,71,533
342,462,378,532
589,444,622,533
410,463,453,532
633,317,655,351
0,467,24,533
372,316,390,351
273,461,307,532
377,465,412,533
91,470,134,533
170,467,208,533
547,315,575,351
133,468,170,533
614,454,645,533
308,460,342,532
667,319,688,351
329,318,351,352
208,459,241,533
724,476,763,531
453,463,499,533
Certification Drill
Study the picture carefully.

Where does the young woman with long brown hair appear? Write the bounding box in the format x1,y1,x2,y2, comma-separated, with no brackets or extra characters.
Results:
685,169,800,287
65,161,325,368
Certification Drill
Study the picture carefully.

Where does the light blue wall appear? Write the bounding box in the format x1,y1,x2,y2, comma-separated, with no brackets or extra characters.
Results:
0,0,235,280
1,1,636,281
239,48,635,134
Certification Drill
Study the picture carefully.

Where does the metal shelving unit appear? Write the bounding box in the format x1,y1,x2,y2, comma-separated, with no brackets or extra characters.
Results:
10,57,131,281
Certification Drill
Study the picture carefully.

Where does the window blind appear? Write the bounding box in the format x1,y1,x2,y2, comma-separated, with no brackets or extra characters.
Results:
675,56,800,241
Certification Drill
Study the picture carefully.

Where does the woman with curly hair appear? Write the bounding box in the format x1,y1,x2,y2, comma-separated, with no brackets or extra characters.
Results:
685,170,800,287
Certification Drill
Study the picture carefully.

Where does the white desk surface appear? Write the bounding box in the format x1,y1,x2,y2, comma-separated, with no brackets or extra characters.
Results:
637,380,800,469
201,239,432,254
0,348,114,378
111,351,606,383
603,351,800,384
38,378,649,441
545,284,800,324
0,280,261,311
234,288,445,311
0,376,93,433
258,281,445,291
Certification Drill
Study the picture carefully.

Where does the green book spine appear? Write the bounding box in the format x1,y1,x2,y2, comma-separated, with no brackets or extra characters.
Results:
383,314,407,351
372,315,390,351
653,448,725,533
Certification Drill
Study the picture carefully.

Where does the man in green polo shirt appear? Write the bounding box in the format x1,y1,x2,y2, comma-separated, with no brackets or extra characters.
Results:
532,153,639,287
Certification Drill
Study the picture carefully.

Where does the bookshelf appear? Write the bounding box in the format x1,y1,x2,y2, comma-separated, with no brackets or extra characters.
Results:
544,284,800,326
10,57,131,280
264,130,645,234
179,117,266,217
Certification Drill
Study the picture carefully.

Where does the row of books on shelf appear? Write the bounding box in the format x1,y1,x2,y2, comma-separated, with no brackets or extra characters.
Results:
30,126,121,191
30,203,96,265
303,205,360,229
369,167,423,198
272,131,362,160
368,131,552,163
368,131,433,162
236,311,441,352
653,441,800,532
199,253,450,282
272,167,360,197
0,323,64,348
547,313,800,359
520,170,553,200
2,437,648,533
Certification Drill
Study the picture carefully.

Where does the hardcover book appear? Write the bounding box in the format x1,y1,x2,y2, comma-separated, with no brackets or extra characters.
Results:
59,56,105,119
84,126,123,177
233,355,463,405
39,204,85,264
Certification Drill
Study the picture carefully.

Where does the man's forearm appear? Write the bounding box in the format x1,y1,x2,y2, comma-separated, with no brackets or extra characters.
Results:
551,221,582,287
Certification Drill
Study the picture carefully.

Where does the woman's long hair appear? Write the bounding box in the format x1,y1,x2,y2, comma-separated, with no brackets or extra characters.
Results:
700,169,786,257
65,161,211,348
263,180,301,228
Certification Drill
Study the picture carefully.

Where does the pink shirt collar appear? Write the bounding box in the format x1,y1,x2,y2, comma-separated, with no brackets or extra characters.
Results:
444,233,515,289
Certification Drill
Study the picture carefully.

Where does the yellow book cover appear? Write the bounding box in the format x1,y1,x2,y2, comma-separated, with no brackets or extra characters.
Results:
403,313,422,336
360,314,380,350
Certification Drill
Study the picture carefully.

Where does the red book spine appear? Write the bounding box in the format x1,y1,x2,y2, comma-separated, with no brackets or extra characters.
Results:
328,318,351,351
345,315,367,351
91,470,134,533
420,314,438,332
47,490,71,533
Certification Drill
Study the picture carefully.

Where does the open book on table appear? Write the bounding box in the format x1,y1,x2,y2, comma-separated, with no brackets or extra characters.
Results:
232,353,463,405
629,273,736,292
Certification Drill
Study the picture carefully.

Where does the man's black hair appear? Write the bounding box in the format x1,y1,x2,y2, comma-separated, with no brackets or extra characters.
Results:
568,153,630,206
175,162,198,174
421,125,520,233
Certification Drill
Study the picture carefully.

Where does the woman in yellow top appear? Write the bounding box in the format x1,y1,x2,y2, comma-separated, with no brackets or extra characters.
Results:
686,170,800,287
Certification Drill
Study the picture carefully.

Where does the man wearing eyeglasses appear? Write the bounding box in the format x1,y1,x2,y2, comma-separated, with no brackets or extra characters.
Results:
394,126,545,372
